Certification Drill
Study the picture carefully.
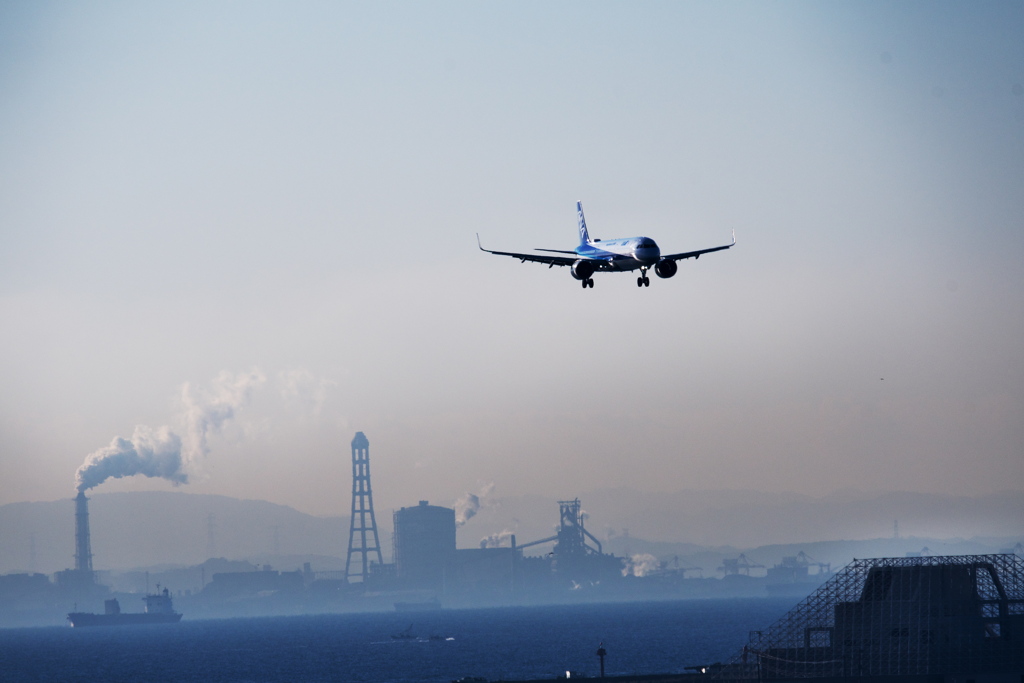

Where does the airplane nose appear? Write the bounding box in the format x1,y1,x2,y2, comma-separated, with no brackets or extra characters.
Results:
635,247,660,264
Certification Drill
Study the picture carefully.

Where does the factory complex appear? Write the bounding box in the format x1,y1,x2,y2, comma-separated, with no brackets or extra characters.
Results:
30,433,656,619
0,432,1022,681
2,431,852,625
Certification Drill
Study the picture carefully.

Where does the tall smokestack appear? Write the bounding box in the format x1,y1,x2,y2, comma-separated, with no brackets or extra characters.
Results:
74,491,93,574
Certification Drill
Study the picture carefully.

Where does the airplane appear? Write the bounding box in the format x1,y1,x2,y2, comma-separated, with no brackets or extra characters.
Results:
477,201,735,289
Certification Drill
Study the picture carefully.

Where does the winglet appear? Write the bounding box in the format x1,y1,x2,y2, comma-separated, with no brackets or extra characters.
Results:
476,232,488,252
731,229,736,245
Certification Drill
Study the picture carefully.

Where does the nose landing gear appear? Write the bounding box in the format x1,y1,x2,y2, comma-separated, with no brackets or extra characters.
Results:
636,268,650,287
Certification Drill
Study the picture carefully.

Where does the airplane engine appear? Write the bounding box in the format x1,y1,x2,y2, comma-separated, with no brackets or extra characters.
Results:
655,259,678,279
571,259,596,281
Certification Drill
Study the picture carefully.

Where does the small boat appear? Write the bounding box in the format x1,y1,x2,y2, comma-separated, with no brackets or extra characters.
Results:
391,623,416,640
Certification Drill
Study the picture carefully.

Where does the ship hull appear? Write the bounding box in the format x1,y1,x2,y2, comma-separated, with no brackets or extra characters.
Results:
394,599,442,612
67,612,182,627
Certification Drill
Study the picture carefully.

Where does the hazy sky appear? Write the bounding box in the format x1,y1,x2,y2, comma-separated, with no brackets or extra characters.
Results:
2,1,1022,519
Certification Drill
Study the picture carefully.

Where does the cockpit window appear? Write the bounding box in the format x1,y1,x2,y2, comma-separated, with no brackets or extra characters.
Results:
638,239,657,248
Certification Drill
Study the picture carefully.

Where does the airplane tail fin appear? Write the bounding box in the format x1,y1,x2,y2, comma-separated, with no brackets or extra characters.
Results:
577,201,591,245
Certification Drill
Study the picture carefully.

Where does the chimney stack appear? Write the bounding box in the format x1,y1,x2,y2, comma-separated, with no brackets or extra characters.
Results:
74,491,94,574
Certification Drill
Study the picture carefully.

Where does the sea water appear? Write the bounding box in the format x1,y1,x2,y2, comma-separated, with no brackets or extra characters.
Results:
0,598,792,683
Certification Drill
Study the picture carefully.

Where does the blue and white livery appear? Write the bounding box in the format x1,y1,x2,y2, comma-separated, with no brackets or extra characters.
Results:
477,201,735,289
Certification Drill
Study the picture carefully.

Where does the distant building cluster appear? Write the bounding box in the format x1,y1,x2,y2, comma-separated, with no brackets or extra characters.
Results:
337,433,625,600
2,431,953,626
0,432,639,625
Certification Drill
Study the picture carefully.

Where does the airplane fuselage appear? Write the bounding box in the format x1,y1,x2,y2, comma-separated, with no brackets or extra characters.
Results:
576,236,661,272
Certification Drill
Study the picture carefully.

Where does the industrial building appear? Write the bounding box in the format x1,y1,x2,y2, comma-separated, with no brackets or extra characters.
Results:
392,500,456,589
341,433,623,598
715,553,1024,680
516,498,623,588
202,566,306,600
385,496,625,598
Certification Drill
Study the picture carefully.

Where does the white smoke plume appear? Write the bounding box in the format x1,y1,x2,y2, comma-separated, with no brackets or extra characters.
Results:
279,368,336,417
75,426,186,492
622,553,661,578
454,482,495,527
75,369,264,492
455,493,480,526
181,369,265,461
479,529,515,549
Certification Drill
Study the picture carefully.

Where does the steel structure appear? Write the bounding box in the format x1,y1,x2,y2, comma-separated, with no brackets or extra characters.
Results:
515,498,604,556
344,432,383,582
718,553,765,576
555,499,603,556
717,554,1024,679
514,498,622,584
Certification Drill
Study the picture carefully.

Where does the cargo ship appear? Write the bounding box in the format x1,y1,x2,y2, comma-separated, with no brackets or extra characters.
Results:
67,587,182,627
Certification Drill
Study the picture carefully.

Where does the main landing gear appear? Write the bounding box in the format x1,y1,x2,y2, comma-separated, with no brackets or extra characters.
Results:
581,278,595,289
636,267,650,287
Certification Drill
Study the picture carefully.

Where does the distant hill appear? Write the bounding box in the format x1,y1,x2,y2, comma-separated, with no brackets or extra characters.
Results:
0,492,349,574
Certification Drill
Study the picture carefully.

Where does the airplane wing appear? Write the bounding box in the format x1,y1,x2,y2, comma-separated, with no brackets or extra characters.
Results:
477,234,578,268
660,230,736,262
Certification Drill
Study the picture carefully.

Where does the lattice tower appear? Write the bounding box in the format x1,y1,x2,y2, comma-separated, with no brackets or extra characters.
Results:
344,432,383,582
